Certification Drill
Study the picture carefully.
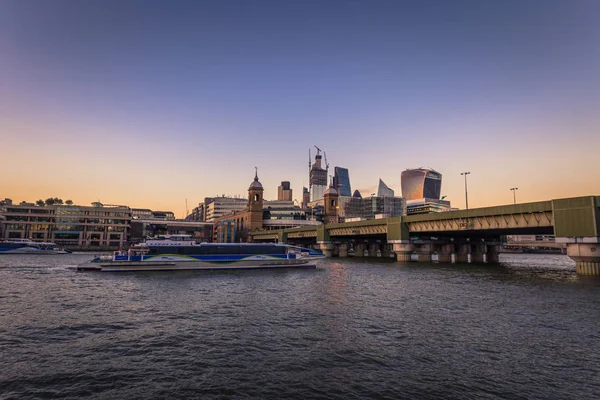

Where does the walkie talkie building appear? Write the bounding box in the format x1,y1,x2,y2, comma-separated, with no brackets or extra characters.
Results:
401,168,442,200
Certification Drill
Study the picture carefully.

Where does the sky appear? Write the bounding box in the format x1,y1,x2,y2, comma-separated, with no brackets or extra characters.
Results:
1,0,599,217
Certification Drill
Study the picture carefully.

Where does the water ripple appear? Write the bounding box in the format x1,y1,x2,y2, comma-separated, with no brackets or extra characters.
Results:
0,254,599,399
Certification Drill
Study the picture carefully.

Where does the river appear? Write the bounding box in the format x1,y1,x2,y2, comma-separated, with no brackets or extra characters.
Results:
1,253,599,399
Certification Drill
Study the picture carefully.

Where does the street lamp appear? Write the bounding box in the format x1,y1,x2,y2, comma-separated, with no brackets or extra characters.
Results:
460,172,471,210
510,187,518,204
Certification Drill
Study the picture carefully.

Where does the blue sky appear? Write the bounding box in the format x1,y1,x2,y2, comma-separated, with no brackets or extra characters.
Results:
1,0,599,216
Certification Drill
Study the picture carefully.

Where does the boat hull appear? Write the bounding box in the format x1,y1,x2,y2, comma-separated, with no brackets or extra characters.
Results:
78,258,318,272
0,248,71,255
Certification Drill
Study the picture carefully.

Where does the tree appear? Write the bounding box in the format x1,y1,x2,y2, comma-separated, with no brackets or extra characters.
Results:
53,197,64,205
45,198,55,206
65,200,73,205
36,199,45,207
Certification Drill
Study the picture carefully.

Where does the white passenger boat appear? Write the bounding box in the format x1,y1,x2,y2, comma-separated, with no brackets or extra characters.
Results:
0,239,71,254
78,235,325,272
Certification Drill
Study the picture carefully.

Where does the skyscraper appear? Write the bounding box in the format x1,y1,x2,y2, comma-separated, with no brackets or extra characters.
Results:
377,178,394,197
277,181,292,201
401,168,442,201
309,147,327,202
302,187,310,209
333,167,352,197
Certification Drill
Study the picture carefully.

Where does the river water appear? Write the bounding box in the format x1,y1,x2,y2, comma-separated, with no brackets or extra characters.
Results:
0,253,599,399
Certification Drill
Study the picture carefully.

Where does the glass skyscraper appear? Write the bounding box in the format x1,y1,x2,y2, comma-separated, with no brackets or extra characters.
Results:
377,179,394,197
401,168,442,200
333,167,352,197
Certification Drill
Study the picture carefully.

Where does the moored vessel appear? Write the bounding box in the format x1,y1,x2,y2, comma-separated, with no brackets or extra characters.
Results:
78,235,325,272
0,239,71,254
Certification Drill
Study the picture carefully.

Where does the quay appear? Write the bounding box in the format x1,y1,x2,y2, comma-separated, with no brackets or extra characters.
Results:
251,195,600,276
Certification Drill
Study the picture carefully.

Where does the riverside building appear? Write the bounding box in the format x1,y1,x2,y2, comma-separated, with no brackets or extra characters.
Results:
0,203,131,249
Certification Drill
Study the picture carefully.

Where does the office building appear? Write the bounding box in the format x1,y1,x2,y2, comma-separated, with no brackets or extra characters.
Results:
302,187,310,209
204,196,248,222
333,167,352,197
277,181,293,201
309,148,328,202
405,198,452,215
343,192,405,221
401,168,442,201
0,203,131,248
377,179,394,198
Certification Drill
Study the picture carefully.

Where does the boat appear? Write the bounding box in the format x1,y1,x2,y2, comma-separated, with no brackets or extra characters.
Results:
0,239,71,254
77,234,326,272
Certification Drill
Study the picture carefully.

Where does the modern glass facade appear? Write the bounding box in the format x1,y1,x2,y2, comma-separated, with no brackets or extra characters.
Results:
401,168,442,201
343,196,406,220
333,167,352,197
377,179,394,197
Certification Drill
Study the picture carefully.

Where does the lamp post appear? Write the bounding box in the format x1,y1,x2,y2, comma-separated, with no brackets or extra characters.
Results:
510,187,518,204
460,172,470,210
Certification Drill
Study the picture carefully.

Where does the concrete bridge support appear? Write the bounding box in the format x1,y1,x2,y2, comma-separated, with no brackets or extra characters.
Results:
382,244,395,259
486,245,501,263
318,242,334,258
566,243,600,276
337,243,349,258
471,243,487,263
416,243,434,262
392,242,415,263
455,244,471,263
354,243,366,257
368,244,380,258
434,244,454,263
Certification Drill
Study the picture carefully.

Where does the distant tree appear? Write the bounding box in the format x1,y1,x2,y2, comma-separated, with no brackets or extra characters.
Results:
36,199,45,207
45,198,55,205
54,197,63,205
65,200,73,205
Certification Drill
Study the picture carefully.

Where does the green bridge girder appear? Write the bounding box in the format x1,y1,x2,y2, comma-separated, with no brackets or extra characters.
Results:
250,196,600,243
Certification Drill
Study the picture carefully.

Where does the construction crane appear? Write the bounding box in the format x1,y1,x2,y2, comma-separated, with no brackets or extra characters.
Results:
314,145,321,155
323,151,329,173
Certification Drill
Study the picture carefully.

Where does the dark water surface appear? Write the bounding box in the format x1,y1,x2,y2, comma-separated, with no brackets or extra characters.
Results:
1,254,599,399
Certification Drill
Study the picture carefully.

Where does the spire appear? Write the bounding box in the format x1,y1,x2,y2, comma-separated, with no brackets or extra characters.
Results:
249,167,263,190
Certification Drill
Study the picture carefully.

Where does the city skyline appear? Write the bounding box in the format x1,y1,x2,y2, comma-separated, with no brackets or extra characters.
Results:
2,0,599,217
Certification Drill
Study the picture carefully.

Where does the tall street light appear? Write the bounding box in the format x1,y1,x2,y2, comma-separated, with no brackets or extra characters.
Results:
510,187,518,204
461,172,471,210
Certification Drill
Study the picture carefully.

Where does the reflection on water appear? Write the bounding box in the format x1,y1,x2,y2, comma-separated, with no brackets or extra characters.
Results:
0,253,599,399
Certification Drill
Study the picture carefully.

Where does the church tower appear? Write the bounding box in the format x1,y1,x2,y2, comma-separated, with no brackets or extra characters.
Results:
247,168,264,233
323,178,339,224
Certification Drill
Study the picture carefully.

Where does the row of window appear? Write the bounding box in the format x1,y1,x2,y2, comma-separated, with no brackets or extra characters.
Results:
149,245,286,255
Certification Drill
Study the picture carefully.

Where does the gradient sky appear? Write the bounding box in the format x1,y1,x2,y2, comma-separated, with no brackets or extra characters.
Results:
1,0,599,217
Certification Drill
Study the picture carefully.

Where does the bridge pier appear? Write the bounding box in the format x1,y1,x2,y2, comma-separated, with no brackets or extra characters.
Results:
455,244,471,263
435,244,454,263
337,243,349,258
471,243,487,263
415,243,433,262
354,243,366,257
566,242,600,276
382,244,395,258
392,241,415,263
368,244,380,258
486,245,501,263
318,242,334,258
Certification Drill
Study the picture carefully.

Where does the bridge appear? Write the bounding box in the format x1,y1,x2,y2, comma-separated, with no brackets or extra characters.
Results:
250,195,600,276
